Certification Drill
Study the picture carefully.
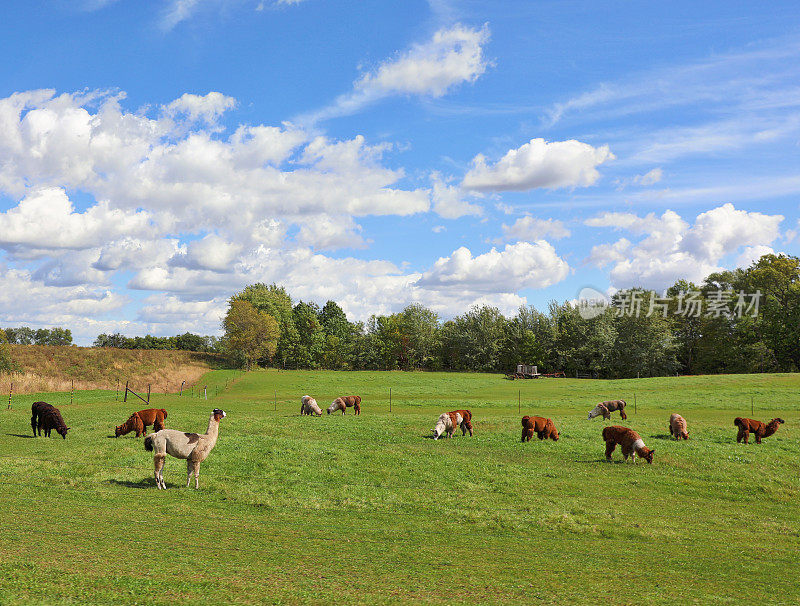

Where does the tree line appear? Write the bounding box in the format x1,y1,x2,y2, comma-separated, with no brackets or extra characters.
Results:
219,254,800,377
92,332,220,352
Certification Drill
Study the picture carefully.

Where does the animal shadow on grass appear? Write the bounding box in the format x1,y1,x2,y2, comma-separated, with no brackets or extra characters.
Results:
6,433,34,439
575,458,622,464
651,434,674,441
107,478,172,490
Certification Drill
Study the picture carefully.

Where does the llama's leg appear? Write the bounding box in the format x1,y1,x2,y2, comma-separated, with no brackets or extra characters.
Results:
604,440,616,461
31,414,37,437
742,430,749,444
755,432,762,444
154,454,166,489
187,459,200,489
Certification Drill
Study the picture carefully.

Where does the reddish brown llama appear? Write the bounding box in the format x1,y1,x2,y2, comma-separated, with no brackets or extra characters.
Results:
521,416,559,442
602,425,654,463
734,417,784,444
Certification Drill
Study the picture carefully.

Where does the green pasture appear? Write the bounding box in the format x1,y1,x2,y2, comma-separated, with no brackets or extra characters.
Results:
0,370,798,605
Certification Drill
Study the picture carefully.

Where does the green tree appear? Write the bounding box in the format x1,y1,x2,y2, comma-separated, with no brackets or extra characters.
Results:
222,299,280,369
292,301,325,368
235,283,298,368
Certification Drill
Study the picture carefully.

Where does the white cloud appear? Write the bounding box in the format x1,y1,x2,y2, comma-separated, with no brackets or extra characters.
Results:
163,92,236,124
430,173,482,218
632,167,663,186
295,215,367,251
501,216,570,242
299,23,490,124
736,245,775,269
585,204,783,288
0,188,151,256
417,242,570,293
461,138,614,192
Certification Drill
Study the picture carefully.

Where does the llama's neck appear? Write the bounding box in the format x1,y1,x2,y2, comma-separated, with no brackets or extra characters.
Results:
203,415,221,446
763,421,781,438
631,438,648,454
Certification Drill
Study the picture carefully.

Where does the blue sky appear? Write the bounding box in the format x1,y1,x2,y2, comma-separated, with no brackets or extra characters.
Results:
0,0,799,344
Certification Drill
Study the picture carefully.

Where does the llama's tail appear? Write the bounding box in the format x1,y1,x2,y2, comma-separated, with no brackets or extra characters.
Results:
144,435,154,452
734,417,744,427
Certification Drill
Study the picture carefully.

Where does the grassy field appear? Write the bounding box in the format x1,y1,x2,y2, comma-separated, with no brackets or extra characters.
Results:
0,370,798,605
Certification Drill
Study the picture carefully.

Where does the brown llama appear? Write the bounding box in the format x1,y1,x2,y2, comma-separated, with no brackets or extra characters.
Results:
115,408,167,437
588,400,628,420
521,416,559,442
31,401,69,439
431,410,474,439
669,413,689,440
602,425,654,463
327,395,362,415
734,417,784,444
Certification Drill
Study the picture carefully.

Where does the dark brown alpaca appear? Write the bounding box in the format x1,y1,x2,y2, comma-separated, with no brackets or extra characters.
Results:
521,416,559,442
31,401,69,439
734,417,784,444
115,408,167,437
602,425,653,463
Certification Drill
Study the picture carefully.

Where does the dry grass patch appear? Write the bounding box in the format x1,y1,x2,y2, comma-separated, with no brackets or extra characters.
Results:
1,345,222,394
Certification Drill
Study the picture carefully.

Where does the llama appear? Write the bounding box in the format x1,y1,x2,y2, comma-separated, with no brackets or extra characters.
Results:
300,395,322,416
521,416,559,442
431,410,473,439
734,417,784,444
327,395,361,415
669,413,689,440
144,408,226,489
31,401,69,439
602,425,654,463
588,400,628,420
115,408,168,437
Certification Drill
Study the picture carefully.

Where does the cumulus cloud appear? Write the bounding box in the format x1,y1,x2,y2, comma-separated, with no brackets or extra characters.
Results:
430,173,482,218
585,204,783,288
461,138,614,192
501,216,570,242
163,92,236,124
299,23,490,124
0,188,151,257
417,242,570,293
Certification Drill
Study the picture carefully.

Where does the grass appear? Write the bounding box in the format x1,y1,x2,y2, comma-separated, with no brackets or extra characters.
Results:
0,370,798,605
1,345,222,394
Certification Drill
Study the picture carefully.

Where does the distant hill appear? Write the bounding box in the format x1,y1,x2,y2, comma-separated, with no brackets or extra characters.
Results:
1,345,223,394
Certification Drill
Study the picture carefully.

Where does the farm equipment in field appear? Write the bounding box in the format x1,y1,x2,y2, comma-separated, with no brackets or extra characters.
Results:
506,365,566,379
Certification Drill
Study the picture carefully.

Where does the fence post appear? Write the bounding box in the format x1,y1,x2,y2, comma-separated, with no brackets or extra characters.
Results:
124,381,129,402
116,379,119,401
147,384,151,404
7,382,12,410
180,380,185,396
71,380,74,406
751,395,754,416
389,387,392,413
634,393,637,415
204,386,207,401
518,389,521,414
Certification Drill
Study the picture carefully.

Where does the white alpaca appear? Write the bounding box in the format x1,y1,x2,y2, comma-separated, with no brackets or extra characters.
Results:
432,411,463,440
144,408,226,489
300,395,322,416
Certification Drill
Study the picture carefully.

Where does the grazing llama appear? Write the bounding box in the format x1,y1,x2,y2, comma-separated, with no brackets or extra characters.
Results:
300,395,322,416
669,413,689,440
734,417,784,444
115,408,168,437
602,425,654,463
521,416,559,442
327,395,361,415
588,400,628,420
432,410,473,439
30,401,69,439
144,408,226,489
